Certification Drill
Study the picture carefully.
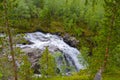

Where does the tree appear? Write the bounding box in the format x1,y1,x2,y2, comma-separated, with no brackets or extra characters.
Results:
94,0,120,79
19,56,34,80
39,47,56,77
102,0,120,71
3,0,18,80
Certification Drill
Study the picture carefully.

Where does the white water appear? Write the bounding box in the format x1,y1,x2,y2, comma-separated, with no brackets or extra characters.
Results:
17,32,84,71
0,34,5,37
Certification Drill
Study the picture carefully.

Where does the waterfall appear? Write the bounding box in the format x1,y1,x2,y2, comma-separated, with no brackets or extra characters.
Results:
17,32,84,72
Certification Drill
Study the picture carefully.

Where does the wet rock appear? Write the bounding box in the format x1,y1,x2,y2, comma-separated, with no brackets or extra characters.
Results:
65,72,72,76
94,69,102,80
63,33,79,47
56,68,60,74
22,48,42,74
22,48,42,58
18,32,84,73
22,40,34,45
32,63,40,74
54,32,61,36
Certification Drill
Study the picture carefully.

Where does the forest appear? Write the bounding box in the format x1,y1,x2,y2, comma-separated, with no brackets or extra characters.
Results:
0,0,120,80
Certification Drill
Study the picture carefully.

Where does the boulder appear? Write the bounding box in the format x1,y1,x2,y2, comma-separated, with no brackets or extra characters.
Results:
94,69,102,80
22,48,42,74
63,33,79,47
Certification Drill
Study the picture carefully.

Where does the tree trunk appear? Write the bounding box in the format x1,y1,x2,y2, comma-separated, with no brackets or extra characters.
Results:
3,0,18,80
94,1,116,80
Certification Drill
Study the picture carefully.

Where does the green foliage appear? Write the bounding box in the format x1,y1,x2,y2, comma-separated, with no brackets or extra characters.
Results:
43,72,89,80
102,0,120,72
0,0,120,80
19,56,34,80
0,56,13,80
39,47,56,77
53,52,75,74
110,44,120,67
0,72,2,79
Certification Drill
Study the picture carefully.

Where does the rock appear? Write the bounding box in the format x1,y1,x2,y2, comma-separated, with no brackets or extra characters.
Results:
63,33,79,47
32,63,40,74
56,68,60,74
22,48,42,57
22,40,34,45
94,69,102,80
17,32,84,74
54,32,61,36
22,48,42,74
0,33,5,37
65,72,72,76
33,74,42,78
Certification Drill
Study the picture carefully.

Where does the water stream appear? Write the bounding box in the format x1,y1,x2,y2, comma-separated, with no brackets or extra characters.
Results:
17,32,84,72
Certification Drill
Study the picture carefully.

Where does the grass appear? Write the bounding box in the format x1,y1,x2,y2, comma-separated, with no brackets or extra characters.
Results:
103,74,120,80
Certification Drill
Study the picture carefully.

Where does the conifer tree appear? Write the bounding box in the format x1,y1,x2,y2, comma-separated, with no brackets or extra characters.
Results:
102,0,120,72
39,47,56,77
3,0,18,80
19,56,34,80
